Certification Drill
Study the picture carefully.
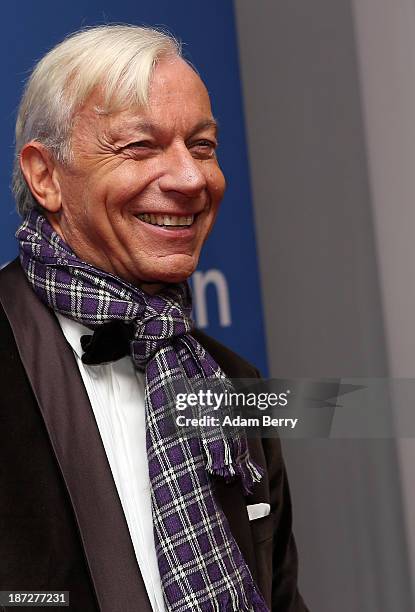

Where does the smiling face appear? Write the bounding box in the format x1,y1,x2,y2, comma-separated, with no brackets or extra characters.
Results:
37,56,226,286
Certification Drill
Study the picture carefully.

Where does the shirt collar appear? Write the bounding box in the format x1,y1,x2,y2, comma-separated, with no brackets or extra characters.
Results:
56,313,93,360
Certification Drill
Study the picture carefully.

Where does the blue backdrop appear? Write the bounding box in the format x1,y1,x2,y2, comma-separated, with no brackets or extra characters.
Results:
0,0,268,375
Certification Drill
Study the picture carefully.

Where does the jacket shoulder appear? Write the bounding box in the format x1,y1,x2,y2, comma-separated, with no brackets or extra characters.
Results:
191,328,261,379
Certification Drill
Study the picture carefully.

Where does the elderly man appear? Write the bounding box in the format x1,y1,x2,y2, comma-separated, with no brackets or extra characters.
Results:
0,25,307,612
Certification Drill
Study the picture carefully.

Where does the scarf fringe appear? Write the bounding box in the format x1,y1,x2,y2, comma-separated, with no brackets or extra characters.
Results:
203,438,264,495
237,457,265,496
195,576,270,611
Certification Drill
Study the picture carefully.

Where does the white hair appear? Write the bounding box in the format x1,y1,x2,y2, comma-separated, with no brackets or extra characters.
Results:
12,24,182,215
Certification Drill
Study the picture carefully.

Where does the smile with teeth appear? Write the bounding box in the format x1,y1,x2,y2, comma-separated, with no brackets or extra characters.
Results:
137,213,195,228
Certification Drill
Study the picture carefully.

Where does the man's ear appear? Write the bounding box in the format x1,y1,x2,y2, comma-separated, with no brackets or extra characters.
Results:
19,142,62,213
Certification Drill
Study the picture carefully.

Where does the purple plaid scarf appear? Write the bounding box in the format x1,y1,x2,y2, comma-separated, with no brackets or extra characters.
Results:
17,210,269,612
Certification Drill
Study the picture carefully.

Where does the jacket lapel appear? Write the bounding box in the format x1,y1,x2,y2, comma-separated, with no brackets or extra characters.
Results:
0,259,152,612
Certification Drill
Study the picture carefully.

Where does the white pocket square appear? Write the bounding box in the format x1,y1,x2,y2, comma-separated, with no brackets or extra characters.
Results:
246,502,271,521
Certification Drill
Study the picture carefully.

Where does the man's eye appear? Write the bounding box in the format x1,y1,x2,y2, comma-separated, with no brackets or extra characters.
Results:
190,140,217,156
124,141,153,149
194,140,216,148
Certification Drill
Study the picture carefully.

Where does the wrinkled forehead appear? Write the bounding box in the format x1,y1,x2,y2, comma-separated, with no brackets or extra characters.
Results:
79,56,208,115
148,56,209,101
72,58,216,141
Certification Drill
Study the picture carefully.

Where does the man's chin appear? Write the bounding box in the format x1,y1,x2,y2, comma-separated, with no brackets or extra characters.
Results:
133,255,198,286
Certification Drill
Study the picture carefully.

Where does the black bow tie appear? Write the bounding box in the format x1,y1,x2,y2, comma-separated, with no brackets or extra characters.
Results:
80,320,134,365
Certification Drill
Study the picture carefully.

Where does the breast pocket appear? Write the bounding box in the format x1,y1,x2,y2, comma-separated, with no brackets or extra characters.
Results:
250,512,275,544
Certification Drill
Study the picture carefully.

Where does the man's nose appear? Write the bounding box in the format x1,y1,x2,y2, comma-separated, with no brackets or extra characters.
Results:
158,144,207,197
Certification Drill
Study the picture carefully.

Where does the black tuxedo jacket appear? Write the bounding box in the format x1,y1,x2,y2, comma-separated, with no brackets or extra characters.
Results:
0,259,307,612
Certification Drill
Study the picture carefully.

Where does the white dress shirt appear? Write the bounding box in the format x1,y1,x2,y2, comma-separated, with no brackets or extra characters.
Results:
56,314,165,612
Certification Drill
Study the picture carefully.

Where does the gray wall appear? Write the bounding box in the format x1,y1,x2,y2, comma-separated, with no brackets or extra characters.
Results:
353,0,415,599
234,1,413,610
